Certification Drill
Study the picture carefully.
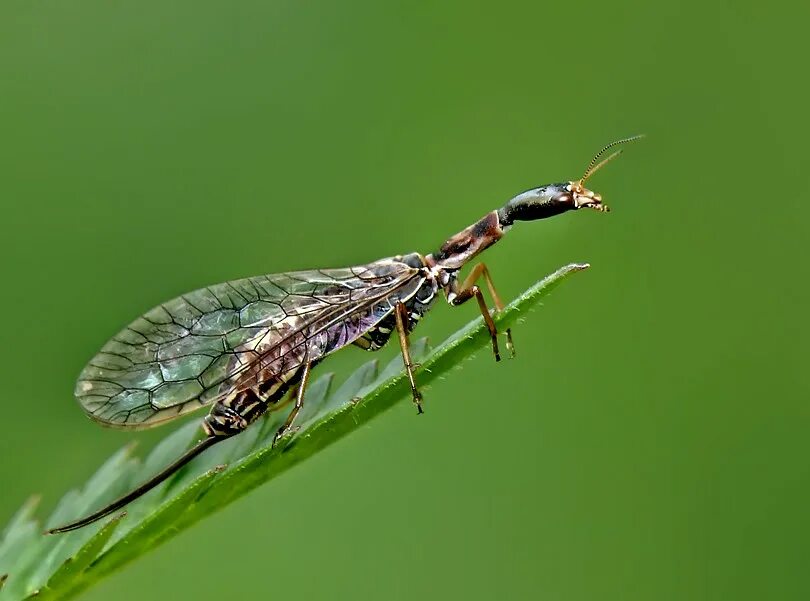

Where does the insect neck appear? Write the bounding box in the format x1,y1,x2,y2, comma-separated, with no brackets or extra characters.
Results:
424,211,505,271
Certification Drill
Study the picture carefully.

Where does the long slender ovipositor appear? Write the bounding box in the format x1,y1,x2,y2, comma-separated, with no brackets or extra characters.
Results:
46,135,643,534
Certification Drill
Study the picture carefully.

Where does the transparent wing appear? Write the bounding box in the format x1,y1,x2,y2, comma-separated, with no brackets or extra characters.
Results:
76,259,424,429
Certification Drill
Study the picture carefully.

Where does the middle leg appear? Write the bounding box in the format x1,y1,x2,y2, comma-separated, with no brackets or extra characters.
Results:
394,301,424,414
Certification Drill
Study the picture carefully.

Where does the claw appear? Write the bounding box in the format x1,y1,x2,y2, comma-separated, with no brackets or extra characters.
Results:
413,389,424,414
271,425,300,448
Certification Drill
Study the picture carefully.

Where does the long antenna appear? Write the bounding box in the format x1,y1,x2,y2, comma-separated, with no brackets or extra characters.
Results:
580,134,645,185
45,435,226,534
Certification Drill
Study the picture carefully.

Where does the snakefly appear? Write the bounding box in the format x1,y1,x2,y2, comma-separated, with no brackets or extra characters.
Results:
47,136,642,534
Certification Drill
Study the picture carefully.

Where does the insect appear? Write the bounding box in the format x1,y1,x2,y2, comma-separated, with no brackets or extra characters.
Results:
47,135,642,534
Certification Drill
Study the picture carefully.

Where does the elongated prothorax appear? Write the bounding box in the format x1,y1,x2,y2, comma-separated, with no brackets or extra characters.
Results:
426,182,603,271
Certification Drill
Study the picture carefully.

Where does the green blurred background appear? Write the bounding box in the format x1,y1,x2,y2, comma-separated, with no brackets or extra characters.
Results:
1,0,808,599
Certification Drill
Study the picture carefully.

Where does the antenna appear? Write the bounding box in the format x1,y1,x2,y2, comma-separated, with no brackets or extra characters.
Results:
580,134,645,185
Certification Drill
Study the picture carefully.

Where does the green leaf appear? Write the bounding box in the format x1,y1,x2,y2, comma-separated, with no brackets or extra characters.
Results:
0,498,42,599
0,262,587,601
30,512,125,600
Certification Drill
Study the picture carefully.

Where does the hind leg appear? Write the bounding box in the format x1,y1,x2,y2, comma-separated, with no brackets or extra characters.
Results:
272,360,312,447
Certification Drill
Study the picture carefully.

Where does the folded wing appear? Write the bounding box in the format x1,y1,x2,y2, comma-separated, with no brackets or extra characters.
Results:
76,259,424,429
